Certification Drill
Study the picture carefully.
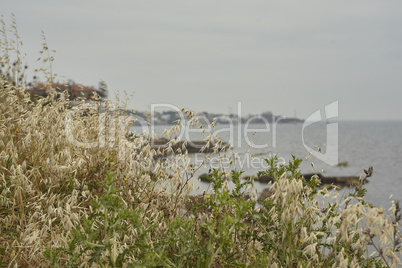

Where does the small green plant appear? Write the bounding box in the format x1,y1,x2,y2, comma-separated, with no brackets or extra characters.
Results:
46,172,132,266
189,170,257,267
257,154,302,182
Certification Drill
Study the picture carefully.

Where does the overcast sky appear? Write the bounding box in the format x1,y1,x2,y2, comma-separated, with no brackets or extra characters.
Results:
2,1,402,120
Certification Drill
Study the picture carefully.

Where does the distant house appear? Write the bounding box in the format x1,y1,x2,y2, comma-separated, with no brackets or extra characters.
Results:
27,82,107,103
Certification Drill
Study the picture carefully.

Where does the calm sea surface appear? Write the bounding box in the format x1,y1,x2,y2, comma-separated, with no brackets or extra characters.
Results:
131,121,402,209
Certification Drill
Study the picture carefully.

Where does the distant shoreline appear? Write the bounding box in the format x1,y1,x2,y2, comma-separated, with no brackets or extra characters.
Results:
121,109,304,126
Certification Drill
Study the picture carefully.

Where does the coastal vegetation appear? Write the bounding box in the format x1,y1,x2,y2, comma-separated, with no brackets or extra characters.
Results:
0,18,401,267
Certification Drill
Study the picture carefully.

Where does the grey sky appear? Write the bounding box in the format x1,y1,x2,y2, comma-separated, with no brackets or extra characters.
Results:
2,0,402,120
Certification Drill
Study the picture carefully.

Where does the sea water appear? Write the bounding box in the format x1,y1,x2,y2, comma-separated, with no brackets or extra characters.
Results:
131,120,402,210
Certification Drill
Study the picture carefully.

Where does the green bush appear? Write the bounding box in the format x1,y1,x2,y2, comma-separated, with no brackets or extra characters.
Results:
44,157,401,267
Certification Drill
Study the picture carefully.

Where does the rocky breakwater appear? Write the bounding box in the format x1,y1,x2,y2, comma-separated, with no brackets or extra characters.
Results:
302,173,361,188
241,173,361,188
151,138,230,154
